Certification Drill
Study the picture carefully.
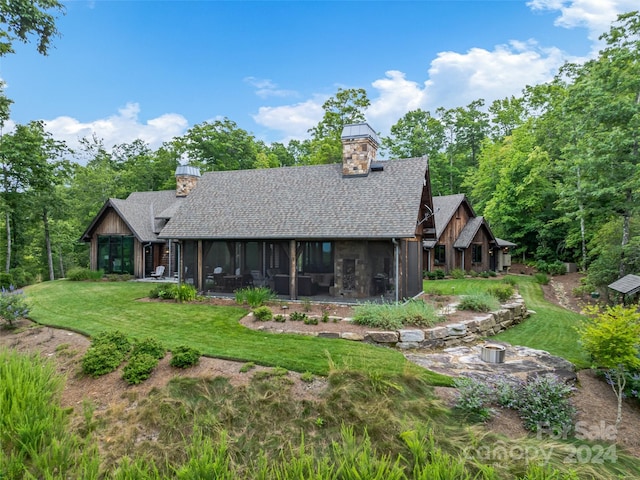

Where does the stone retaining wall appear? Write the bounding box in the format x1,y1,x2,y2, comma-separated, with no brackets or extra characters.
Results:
332,295,529,349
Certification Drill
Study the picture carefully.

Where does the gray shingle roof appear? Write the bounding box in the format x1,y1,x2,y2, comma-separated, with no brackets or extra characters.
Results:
453,216,485,249
432,194,467,239
608,274,640,295
81,190,182,243
159,157,428,240
118,191,183,241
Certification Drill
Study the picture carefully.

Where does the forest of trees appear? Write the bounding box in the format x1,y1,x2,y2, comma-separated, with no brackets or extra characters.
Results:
1,3,638,294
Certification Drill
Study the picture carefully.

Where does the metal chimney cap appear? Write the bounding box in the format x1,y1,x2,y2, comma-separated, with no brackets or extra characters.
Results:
341,123,380,145
175,165,201,177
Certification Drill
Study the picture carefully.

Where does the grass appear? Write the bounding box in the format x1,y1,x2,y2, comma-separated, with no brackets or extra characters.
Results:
25,280,451,385
423,276,591,368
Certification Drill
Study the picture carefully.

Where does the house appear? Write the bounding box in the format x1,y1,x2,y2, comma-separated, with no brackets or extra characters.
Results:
80,166,200,278
422,194,513,274
82,123,436,301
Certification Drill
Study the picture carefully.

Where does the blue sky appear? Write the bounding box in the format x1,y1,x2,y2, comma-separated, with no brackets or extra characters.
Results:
1,0,637,154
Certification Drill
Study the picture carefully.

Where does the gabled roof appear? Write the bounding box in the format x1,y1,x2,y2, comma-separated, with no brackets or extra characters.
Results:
159,157,429,240
81,190,182,243
608,274,640,295
496,237,517,248
453,216,490,249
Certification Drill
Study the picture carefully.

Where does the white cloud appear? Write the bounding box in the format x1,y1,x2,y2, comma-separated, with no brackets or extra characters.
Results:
424,40,568,111
244,77,298,99
528,0,638,44
252,97,326,142
43,103,188,157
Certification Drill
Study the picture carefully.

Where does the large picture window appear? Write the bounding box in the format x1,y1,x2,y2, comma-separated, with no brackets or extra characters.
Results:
98,236,134,274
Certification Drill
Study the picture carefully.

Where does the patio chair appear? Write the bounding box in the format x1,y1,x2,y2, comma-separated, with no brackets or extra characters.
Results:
251,270,267,287
150,265,165,279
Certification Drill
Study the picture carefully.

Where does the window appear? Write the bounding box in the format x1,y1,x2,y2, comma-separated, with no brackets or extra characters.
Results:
434,245,446,265
472,244,483,264
300,242,334,273
97,236,134,274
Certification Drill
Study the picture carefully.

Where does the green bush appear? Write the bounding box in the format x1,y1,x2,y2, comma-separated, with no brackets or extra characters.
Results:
453,377,494,422
122,353,159,385
170,345,201,368
289,311,307,321
533,272,550,285
253,306,273,321
235,286,276,308
273,314,286,322
506,374,576,433
435,269,446,279
425,271,437,280
303,316,318,325
457,293,499,312
450,268,465,279
0,286,30,327
176,283,197,302
352,300,440,330
536,260,566,276
81,343,127,377
487,284,515,303
8,267,33,287
131,337,165,359
91,330,131,356
66,267,104,281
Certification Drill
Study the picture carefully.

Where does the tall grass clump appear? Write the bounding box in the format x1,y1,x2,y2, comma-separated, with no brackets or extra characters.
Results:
487,284,515,303
66,267,104,281
0,349,100,479
352,299,440,329
235,286,276,308
457,292,500,312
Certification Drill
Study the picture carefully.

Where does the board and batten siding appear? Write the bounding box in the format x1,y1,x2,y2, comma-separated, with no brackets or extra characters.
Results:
88,209,140,274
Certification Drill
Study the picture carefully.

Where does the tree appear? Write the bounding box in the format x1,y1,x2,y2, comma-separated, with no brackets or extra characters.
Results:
562,11,640,277
579,305,640,428
0,0,64,56
382,109,444,159
306,88,370,164
173,119,259,171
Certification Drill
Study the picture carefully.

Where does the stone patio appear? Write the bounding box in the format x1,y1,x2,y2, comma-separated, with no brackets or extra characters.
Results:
405,342,576,384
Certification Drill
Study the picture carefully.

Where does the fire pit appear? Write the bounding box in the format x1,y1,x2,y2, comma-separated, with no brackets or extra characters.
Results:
480,344,506,363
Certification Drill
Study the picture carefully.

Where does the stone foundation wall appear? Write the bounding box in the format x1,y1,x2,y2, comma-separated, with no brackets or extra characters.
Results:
328,295,529,349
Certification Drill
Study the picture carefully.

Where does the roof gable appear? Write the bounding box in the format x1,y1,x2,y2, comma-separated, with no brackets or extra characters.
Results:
81,190,182,242
159,157,429,240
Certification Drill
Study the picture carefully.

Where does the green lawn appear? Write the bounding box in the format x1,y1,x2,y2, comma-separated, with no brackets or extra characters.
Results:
25,280,452,385
424,276,591,368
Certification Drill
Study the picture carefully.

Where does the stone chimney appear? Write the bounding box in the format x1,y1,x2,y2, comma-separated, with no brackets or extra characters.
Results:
341,123,379,177
175,165,201,197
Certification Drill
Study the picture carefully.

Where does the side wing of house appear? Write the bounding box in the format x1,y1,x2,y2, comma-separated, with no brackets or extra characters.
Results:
82,205,142,276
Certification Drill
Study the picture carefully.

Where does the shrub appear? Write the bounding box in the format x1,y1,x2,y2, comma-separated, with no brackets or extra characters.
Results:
273,314,286,322
289,311,307,322
352,300,439,330
131,337,165,359
8,267,33,287
66,267,104,281
537,260,566,276
91,330,131,356
453,377,494,422
450,268,465,279
253,306,273,321
425,271,437,281
235,286,276,308
81,343,127,377
303,316,318,325
487,284,515,303
533,272,550,285
508,374,576,434
435,269,446,279
0,286,30,327
457,293,499,312
176,283,197,302
122,353,159,385
170,345,201,368
149,284,178,300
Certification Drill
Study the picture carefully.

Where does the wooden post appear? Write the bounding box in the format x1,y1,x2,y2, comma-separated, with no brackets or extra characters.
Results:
197,240,203,291
289,239,297,300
